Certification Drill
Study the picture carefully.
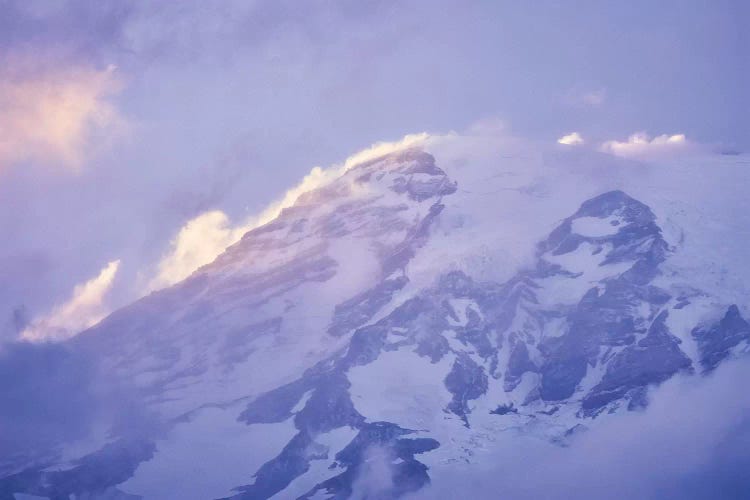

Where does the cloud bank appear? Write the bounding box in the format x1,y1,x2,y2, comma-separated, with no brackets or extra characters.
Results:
21,260,120,341
600,132,692,158
0,61,123,172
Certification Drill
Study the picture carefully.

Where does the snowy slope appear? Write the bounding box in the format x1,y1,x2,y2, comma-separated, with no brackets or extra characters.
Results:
3,135,749,500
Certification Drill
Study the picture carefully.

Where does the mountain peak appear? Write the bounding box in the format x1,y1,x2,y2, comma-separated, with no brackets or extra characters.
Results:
6,150,750,500
574,189,655,223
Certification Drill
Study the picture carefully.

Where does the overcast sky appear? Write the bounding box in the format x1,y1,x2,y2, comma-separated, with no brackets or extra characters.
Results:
0,0,747,340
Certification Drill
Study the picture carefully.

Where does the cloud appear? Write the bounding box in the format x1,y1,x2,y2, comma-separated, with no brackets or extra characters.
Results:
565,87,606,107
146,133,431,291
146,163,342,291
0,341,103,471
146,211,246,291
21,260,121,341
350,446,396,499
600,132,692,158
409,358,750,500
0,60,124,172
0,339,157,475
342,133,430,171
557,131,585,145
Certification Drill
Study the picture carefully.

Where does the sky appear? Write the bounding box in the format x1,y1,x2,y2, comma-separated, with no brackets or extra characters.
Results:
0,0,747,340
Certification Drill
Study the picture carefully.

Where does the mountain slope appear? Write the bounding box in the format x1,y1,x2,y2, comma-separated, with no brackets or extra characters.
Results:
2,139,749,500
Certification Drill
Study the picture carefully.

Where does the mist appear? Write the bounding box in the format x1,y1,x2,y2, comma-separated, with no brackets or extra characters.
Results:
404,358,750,500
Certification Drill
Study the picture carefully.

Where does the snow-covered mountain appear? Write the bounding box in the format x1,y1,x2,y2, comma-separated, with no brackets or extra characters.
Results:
3,136,750,499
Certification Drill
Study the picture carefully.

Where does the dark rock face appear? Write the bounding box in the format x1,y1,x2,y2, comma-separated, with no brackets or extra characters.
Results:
231,358,439,499
582,312,692,411
539,281,672,402
0,439,155,500
693,305,750,371
535,191,674,402
490,403,518,416
539,190,668,282
504,341,537,392
328,277,409,337
444,354,489,425
233,372,366,498
299,423,439,499
383,149,458,202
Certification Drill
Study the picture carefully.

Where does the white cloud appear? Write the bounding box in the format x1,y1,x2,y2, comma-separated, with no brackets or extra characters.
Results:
557,132,585,146
342,133,430,171
21,260,121,342
0,61,124,172
146,133,431,291
146,211,245,291
600,132,691,158
350,446,395,499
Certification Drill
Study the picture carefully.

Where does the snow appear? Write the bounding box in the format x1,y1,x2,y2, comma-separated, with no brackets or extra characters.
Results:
571,215,622,238
444,329,473,354
534,243,632,308
39,136,750,499
120,407,297,500
508,371,541,404
291,390,314,413
660,294,717,367
348,347,455,430
447,298,474,326
272,426,359,499
113,146,750,495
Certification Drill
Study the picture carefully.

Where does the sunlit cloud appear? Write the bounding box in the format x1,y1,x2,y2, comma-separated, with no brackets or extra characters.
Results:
146,165,343,291
146,211,246,291
20,260,121,342
0,61,124,173
146,133,431,291
600,132,691,158
557,132,584,146
342,133,429,170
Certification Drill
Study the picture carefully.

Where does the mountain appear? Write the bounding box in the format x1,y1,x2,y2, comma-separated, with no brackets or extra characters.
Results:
2,139,749,500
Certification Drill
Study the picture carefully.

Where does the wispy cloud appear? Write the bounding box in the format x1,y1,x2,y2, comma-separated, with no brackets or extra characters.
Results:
0,60,124,173
146,133,430,291
557,132,584,146
600,132,692,158
21,260,121,342
146,211,245,291
343,133,429,170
